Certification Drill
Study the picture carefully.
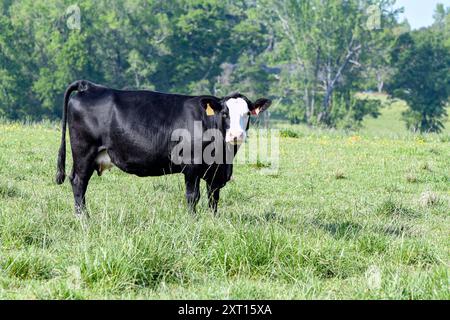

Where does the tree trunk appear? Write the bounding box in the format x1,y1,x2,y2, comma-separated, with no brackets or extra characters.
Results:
309,46,321,124
304,87,310,122
376,70,384,93
320,42,361,125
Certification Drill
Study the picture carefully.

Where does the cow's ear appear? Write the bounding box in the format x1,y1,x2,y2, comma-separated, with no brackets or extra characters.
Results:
201,98,222,117
250,98,272,116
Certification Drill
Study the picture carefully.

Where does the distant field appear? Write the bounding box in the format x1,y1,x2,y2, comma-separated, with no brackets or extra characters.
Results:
361,97,450,137
0,107,449,299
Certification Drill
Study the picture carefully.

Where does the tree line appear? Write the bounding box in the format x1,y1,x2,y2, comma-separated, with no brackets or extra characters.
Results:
0,0,449,132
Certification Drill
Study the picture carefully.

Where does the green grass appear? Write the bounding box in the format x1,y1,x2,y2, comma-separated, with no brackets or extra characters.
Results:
0,106,449,299
361,97,450,137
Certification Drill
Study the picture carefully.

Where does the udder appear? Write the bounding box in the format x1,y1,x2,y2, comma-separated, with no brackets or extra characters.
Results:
95,149,115,176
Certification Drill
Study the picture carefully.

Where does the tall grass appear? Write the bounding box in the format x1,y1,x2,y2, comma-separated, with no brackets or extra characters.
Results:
0,104,449,299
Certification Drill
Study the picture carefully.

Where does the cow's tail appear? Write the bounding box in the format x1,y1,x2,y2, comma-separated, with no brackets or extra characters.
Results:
56,80,86,184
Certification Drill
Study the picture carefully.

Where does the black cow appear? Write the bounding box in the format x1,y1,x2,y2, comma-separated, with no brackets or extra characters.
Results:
56,80,271,215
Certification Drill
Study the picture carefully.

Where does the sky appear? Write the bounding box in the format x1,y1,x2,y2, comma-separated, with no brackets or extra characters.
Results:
394,0,450,29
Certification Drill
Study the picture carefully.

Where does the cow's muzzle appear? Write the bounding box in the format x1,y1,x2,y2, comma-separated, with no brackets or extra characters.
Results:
225,130,245,145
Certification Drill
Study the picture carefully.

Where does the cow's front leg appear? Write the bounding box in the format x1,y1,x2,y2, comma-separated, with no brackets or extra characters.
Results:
207,184,220,215
184,174,200,213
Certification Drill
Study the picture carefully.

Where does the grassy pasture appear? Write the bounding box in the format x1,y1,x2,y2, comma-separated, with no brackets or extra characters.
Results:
0,105,449,299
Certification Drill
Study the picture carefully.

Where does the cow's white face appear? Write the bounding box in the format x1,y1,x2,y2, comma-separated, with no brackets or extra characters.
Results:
225,97,250,145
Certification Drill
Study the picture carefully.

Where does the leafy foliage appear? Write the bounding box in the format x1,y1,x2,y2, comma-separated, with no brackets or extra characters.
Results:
389,30,450,133
0,0,448,132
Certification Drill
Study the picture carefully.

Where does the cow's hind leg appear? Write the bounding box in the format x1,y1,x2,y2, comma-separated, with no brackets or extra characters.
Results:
184,174,200,214
70,146,97,216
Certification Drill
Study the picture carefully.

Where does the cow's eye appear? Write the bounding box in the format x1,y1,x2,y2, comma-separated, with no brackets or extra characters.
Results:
222,113,228,118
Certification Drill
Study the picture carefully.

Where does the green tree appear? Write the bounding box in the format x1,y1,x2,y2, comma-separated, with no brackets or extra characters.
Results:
257,0,399,127
389,30,450,133
0,1,41,119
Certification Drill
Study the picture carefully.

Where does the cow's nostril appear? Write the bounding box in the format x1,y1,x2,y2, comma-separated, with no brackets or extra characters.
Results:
230,131,244,138
227,131,245,144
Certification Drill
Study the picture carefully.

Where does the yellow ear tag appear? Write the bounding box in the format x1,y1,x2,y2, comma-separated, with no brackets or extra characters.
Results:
206,103,215,116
